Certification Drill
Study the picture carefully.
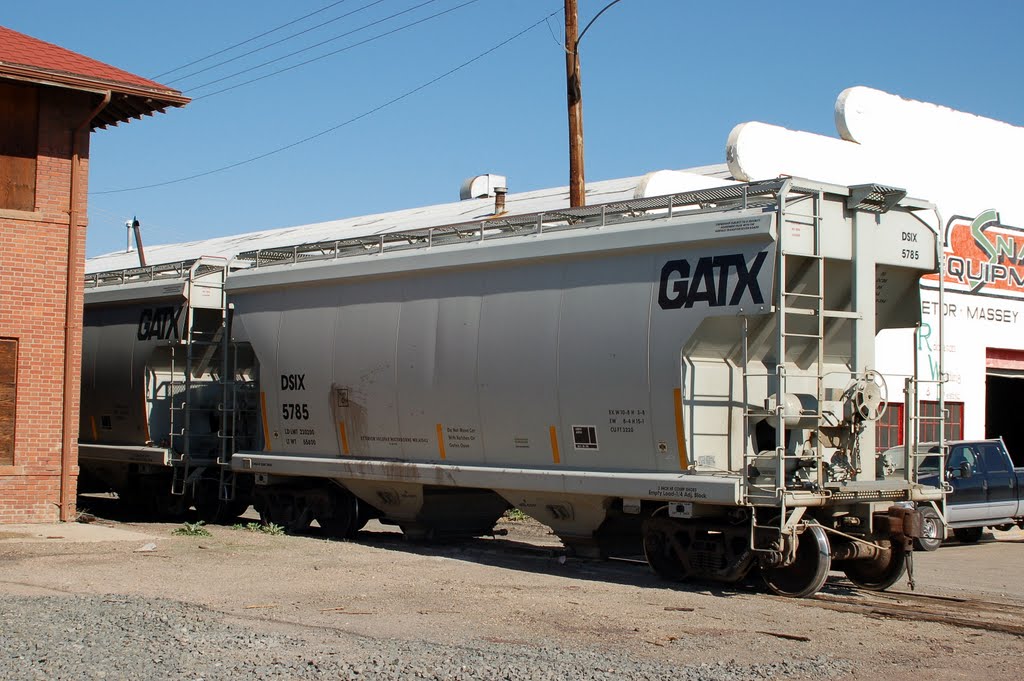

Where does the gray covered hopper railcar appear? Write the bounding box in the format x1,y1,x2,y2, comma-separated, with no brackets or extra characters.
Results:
218,178,945,597
78,258,256,520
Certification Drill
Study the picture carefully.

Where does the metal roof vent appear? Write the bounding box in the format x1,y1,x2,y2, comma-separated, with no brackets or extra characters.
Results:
460,174,507,200
493,186,507,215
846,184,907,213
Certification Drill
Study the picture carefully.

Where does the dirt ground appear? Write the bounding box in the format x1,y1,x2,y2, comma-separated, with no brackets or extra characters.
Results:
1,500,1022,680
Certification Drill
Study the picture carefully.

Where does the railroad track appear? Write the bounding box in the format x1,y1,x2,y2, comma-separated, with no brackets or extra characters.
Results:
601,550,1024,637
806,587,1024,637
369,534,1024,637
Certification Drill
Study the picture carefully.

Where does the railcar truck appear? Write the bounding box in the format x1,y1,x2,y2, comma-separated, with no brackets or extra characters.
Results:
221,178,945,597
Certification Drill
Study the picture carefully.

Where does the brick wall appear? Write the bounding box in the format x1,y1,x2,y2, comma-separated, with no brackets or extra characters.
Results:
0,87,92,523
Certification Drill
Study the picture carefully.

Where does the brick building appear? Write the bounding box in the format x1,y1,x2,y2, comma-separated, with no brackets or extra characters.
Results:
0,26,188,523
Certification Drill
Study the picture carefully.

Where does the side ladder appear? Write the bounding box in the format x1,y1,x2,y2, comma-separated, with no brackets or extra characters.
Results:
169,263,230,499
742,190,827,552
216,309,259,503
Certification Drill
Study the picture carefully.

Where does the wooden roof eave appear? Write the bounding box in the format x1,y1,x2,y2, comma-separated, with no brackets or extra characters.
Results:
0,62,189,129
93,94,167,130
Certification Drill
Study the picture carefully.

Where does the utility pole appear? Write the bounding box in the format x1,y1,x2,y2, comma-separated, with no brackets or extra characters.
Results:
564,0,625,208
565,0,585,207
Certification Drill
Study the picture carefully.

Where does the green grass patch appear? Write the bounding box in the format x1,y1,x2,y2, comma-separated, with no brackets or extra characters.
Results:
503,508,529,522
172,521,212,537
231,521,285,536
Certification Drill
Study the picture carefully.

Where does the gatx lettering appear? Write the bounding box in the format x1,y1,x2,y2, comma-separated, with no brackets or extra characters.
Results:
137,306,183,341
658,252,768,309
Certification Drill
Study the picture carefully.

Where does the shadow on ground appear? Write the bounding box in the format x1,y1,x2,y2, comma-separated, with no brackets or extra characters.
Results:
78,492,771,600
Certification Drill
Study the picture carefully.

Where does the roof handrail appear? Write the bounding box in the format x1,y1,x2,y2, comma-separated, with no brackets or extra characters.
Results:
235,179,793,270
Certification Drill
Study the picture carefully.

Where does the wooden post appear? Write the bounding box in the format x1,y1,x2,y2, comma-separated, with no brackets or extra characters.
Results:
565,0,585,207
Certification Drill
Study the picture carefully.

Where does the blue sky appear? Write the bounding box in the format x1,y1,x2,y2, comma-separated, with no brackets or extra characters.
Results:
4,1,1023,257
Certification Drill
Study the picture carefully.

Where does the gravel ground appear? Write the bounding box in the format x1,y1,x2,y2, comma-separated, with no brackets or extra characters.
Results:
1,594,851,681
2,505,1023,681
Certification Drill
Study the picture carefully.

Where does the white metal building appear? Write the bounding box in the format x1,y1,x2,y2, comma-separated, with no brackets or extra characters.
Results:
726,87,1024,463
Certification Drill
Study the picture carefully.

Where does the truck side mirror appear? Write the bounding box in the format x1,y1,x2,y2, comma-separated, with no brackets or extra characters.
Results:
959,461,973,479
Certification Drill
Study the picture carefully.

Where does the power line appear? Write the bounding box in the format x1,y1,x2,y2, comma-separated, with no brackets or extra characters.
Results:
165,0,388,86
153,0,354,80
91,8,562,196
544,15,563,48
187,0,457,98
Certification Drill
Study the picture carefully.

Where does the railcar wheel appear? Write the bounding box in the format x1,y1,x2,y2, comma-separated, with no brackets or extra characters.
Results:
319,488,362,540
642,517,688,581
120,481,188,521
761,525,831,598
194,478,250,524
146,490,189,521
913,508,944,552
842,540,906,590
954,527,983,543
117,488,153,518
257,494,313,534
196,496,251,525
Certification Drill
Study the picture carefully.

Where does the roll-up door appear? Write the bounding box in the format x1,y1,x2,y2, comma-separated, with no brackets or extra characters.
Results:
986,348,1024,466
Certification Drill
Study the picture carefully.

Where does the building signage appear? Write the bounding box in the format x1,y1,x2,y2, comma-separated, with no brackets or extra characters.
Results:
924,210,1024,300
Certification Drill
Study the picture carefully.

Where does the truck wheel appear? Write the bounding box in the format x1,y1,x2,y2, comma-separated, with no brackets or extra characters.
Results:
842,540,906,590
954,527,983,543
761,525,831,598
913,508,944,552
